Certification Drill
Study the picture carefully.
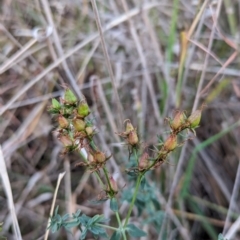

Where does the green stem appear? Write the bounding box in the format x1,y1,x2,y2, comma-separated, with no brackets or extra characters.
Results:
79,149,104,188
133,148,139,165
124,174,142,227
103,167,111,189
90,139,98,151
115,212,127,240
96,223,118,231
94,172,105,188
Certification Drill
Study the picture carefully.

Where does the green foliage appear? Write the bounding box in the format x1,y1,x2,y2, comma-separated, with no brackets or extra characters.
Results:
218,233,227,240
48,88,204,239
121,180,160,216
143,211,165,231
110,198,118,212
125,223,147,237
48,206,108,240
110,231,122,240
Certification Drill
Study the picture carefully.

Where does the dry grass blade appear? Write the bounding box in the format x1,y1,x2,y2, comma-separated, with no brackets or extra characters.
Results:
40,0,83,100
2,0,240,239
192,0,223,112
222,154,240,234
0,146,22,240
0,38,37,74
200,51,238,96
90,0,123,126
44,172,65,240
0,2,160,116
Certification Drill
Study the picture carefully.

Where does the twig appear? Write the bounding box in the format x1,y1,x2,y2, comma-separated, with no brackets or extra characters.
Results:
0,146,22,240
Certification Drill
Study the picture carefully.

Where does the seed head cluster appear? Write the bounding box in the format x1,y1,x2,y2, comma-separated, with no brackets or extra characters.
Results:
49,88,203,198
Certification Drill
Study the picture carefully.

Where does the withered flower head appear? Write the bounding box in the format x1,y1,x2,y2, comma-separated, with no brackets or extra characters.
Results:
128,131,139,146
163,134,177,152
138,152,149,171
109,176,118,193
58,115,69,129
58,135,73,147
93,150,106,163
85,126,94,136
171,111,186,130
72,118,86,132
88,153,95,164
124,119,134,135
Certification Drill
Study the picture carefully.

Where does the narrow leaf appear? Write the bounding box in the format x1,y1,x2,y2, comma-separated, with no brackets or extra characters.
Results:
110,231,122,240
110,198,118,212
52,98,61,108
126,223,147,237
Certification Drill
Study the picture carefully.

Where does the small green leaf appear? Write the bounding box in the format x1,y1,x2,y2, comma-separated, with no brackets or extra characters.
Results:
110,198,118,212
218,234,226,240
126,223,147,237
140,176,146,189
125,169,139,177
50,222,60,233
64,219,80,229
80,228,87,240
72,209,81,218
90,214,101,224
62,213,70,221
110,231,122,240
90,225,101,235
98,230,109,239
64,89,77,104
54,206,59,216
88,198,108,205
52,98,61,109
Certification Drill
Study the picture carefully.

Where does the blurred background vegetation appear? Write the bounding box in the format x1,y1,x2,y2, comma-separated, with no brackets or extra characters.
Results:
1,0,240,239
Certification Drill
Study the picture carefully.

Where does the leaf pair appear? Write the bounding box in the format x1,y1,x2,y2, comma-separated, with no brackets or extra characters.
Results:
110,224,147,240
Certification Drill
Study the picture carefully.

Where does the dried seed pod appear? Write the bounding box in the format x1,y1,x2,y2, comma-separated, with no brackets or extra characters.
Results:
138,152,149,171
72,118,86,131
85,126,94,136
58,115,69,129
88,153,95,164
125,120,134,135
188,109,201,128
128,131,139,146
58,135,73,147
94,151,106,163
77,100,90,118
109,176,118,193
171,111,186,130
163,135,177,152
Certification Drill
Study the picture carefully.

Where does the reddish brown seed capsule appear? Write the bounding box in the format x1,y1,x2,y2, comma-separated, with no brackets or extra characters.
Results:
58,115,69,129
128,131,139,145
138,152,149,171
163,135,177,151
109,176,118,193
58,135,73,147
171,111,186,130
93,151,106,163
72,118,86,131
88,153,95,164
